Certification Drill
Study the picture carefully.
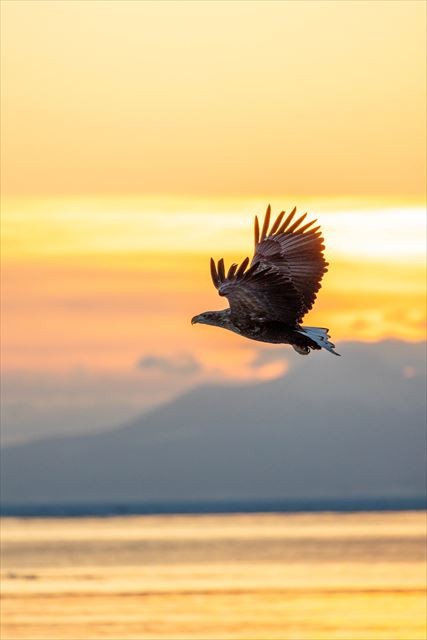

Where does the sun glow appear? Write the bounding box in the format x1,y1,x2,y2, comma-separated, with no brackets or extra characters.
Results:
3,197,425,261
2,196,426,381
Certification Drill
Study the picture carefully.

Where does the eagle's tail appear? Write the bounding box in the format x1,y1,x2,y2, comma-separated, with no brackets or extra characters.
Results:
296,326,341,356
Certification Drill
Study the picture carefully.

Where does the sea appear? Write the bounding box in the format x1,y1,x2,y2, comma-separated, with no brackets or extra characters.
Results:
1,500,426,640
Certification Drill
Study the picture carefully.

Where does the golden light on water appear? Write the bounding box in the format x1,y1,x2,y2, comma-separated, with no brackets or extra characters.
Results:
2,512,426,640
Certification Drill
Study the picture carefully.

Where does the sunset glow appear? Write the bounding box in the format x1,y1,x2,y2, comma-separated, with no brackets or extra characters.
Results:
3,198,426,261
2,198,426,377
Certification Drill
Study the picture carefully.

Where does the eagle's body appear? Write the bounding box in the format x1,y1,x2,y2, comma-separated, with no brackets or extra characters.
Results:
192,206,339,356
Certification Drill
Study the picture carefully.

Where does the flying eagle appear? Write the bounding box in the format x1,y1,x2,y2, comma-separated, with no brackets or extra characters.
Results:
191,205,339,356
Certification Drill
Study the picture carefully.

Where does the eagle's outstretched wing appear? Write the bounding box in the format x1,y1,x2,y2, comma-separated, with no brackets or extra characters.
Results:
252,205,328,320
209,206,327,327
210,256,304,329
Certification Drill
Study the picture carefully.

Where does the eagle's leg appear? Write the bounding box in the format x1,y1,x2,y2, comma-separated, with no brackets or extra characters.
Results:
292,344,311,355
290,330,321,356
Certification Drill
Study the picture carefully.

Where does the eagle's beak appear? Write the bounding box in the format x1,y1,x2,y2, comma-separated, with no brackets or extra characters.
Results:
191,315,199,325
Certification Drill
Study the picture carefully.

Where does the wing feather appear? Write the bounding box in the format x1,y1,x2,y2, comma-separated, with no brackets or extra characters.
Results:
209,206,328,327
251,206,328,320
278,206,297,233
227,263,238,279
217,258,225,281
286,212,308,233
268,210,286,236
260,204,271,241
298,219,317,234
210,255,303,327
210,258,219,288
236,256,250,277
254,216,260,247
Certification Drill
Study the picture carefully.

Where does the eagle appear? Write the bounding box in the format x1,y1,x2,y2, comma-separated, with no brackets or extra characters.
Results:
191,205,340,356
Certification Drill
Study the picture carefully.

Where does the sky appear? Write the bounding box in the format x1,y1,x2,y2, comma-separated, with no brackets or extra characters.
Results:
1,1,426,199
1,0,426,446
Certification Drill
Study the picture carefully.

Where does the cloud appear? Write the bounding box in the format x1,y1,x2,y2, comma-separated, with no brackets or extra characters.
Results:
250,346,291,368
137,353,201,375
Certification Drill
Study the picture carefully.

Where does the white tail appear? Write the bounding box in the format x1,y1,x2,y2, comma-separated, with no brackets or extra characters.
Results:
296,326,340,356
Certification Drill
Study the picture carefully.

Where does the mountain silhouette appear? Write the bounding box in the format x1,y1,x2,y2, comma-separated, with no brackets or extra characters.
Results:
1,341,425,505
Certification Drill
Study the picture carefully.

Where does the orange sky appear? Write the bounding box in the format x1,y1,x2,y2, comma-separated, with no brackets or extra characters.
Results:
2,198,426,375
1,0,426,200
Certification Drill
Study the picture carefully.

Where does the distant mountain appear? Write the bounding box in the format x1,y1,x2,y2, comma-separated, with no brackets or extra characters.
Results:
1,341,426,505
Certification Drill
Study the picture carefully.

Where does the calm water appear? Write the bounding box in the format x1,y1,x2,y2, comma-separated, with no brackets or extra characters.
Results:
1,511,426,639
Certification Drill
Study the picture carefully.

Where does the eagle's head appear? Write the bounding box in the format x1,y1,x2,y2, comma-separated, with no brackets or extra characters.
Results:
191,309,236,330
